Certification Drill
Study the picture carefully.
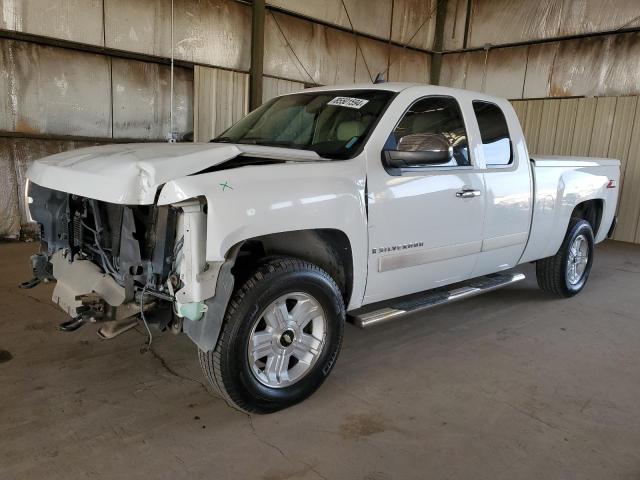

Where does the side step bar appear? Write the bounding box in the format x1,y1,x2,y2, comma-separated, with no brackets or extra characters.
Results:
352,272,525,328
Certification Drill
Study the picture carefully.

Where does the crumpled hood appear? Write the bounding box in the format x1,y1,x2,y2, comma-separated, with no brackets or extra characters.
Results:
27,142,321,204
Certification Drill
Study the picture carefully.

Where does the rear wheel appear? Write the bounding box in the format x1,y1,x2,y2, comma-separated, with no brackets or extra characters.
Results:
199,257,345,414
536,219,594,297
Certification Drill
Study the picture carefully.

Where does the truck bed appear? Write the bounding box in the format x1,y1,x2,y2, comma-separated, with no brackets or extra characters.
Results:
519,155,620,264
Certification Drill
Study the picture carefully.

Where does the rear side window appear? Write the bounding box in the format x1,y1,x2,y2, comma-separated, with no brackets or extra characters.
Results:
472,101,512,166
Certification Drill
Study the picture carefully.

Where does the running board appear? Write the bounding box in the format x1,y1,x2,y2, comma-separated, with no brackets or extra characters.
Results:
352,272,525,328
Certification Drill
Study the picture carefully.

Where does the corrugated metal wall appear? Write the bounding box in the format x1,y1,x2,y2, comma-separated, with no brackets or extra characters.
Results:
112,59,194,140
0,39,195,139
105,0,251,70
0,0,105,44
512,96,640,244
443,0,640,50
1,0,252,69
267,0,438,50
0,39,112,137
262,10,431,85
440,31,640,99
194,66,249,141
262,77,305,103
267,0,395,41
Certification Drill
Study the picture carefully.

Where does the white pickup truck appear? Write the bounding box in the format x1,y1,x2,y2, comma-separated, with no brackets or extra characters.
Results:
24,83,619,413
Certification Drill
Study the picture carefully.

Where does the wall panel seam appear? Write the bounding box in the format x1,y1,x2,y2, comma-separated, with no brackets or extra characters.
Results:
441,26,640,54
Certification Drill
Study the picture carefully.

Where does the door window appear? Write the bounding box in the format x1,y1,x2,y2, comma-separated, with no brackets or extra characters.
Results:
389,96,470,167
472,101,512,166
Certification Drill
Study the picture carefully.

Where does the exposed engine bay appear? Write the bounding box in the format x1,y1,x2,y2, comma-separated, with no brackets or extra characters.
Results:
25,181,211,338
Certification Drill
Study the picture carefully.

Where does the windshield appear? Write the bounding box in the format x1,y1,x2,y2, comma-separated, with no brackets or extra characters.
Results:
212,89,394,159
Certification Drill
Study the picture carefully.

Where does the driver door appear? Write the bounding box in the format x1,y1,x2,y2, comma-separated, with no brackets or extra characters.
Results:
364,95,486,304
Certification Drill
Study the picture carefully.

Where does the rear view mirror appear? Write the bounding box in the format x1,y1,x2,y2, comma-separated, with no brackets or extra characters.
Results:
383,133,453,168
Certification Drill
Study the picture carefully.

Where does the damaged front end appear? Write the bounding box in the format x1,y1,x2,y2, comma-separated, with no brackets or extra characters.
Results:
24,181,211,339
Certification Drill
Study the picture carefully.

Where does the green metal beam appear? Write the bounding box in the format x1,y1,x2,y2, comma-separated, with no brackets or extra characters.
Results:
250,0,265,110
462,0,472,49
430,0,448,85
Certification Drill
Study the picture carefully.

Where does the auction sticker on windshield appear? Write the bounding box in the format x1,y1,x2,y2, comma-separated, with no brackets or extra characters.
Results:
327,97,369,109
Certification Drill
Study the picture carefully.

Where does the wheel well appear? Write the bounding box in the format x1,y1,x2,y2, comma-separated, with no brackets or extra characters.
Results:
571,199,603,236
230,229,354,306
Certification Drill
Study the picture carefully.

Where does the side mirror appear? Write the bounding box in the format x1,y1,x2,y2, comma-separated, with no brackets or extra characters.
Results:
383,133,453,168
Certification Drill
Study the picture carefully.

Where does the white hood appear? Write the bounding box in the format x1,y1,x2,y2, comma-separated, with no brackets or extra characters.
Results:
27,142,322,204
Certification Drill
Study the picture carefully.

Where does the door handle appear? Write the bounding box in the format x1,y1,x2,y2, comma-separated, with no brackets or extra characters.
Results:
456,189,482,198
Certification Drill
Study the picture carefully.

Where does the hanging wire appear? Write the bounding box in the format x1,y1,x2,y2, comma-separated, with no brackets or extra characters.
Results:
340,0,373,82
168,0,175,142
379,0,443,79
270,0,442,86
481,46,489,92
614,13,640,32
270,11,318,86
139,285,153,353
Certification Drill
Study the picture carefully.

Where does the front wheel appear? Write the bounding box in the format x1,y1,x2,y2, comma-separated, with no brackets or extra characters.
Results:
199,258,345,414
536,218,594,297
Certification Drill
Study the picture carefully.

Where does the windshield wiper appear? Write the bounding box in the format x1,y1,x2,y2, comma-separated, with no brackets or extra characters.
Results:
211,136,234,143
237,138,301,148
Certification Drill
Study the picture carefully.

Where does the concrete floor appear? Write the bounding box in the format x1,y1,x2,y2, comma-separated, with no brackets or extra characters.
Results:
1,241,639,480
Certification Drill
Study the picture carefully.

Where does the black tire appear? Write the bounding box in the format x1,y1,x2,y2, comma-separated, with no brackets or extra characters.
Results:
536,218,594,297
199,257,345,414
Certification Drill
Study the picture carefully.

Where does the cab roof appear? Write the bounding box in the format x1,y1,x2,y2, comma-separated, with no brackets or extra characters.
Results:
301,82,508,104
